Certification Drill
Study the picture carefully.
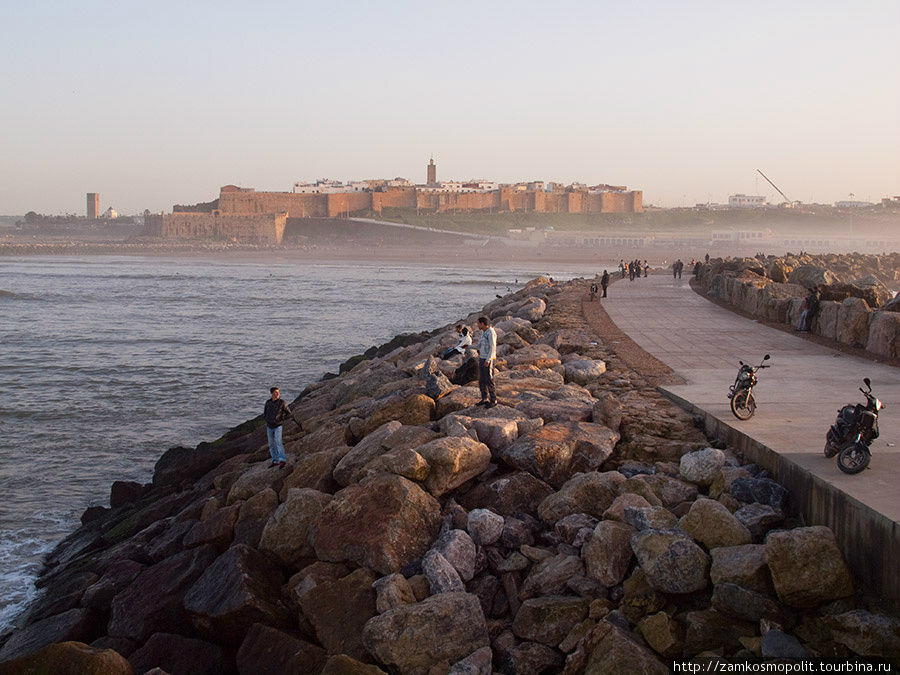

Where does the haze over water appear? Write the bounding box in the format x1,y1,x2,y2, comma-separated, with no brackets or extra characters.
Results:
0,256,603,633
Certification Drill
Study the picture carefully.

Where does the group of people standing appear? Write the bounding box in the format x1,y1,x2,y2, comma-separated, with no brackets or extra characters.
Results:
262,316,501,465
619,259,648,281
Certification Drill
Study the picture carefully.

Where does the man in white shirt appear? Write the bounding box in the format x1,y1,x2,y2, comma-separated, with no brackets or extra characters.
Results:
476,316,497,408
440,324,472,360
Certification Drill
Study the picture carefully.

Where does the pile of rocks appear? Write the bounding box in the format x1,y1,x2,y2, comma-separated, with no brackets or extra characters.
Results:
1,277,897,674
698,253,900,357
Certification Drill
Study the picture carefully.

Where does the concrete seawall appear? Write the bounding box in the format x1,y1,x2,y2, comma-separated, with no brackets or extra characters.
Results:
661,387,900,608
600,273,900,608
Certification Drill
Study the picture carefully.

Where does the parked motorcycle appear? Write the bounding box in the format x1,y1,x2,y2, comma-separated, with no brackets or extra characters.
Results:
824,378,883,474
727,354,771,420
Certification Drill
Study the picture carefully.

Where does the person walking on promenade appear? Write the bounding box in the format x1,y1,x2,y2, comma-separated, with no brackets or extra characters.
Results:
476,316,497,408
619,260,626,279
643,260,649,278
601,270,609,297
672,261,679,279
677,259,684,279
264,387,297,468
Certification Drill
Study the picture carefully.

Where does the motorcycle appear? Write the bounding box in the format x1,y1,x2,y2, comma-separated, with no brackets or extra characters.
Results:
727,354,771,420
824,377,883,474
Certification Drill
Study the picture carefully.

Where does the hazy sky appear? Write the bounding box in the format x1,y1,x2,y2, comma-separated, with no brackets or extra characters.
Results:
1,0,898,214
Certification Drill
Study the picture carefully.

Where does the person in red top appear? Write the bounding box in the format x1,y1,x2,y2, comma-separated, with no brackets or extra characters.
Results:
263,387,297,468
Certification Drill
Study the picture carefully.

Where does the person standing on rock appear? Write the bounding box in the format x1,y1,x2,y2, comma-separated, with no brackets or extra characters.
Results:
264,387,297,468
601,270,609,297
476,316,497,408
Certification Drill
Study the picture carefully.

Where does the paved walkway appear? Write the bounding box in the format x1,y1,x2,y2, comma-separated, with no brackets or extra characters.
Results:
598,273,900,599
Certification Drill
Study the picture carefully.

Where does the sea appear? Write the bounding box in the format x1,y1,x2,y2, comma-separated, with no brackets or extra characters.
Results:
0,255,602,634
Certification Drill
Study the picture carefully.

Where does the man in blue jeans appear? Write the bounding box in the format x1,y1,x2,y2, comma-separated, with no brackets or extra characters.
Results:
476,316,498,408
264,387,297,468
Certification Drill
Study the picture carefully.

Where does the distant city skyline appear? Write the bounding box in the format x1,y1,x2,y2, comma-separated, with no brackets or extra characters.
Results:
1,0,897,215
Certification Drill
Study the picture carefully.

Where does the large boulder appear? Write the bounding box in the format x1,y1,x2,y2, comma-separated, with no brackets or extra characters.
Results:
299,568,378,662
108,545,217,642
513,385,596,423
236,623,327,675
515,297,547,322
836,297,872,346
521,554,584,598
500,422,619,488
679,447,725,486
280,447,346,496
709,544,772,593
789,265,836,289
563,359,607,386
570,620,668,675
829,610,900,659
258,488,333,567
866,311,900,358
361,394,435,437
729,477,788,511
0,641,131,675
679,498,752,549
415,436,492,497
583,520,637,587
503,344,562,369
458,471,553,517
183,544,289,643
537,471,625,523
128,632,227,675
0,611,101,664
432,529,477,582
511,596,590,646
422,550,465,594
631,530,710,594
363,593,489,675
333,421,402,486
311,474,442,575
765,526,853,608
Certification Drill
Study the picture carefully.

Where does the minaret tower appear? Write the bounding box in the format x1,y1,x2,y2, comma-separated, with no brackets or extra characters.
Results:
427,157,436,186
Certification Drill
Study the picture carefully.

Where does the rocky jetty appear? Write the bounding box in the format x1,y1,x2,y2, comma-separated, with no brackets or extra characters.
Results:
1,277,898,674
698,252,900,358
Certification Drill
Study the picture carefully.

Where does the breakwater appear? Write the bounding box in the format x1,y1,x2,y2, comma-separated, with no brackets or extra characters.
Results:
696,252,900,360
1,278,898,673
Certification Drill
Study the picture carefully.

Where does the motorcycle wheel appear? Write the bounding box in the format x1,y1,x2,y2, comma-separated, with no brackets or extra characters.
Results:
730,389,756,420
837,443,870,474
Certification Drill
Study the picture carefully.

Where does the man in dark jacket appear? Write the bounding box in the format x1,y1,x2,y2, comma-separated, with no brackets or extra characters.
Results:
264,387,297,468
600,270,609,297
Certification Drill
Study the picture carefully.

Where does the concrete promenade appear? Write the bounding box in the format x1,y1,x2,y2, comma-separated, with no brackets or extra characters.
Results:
599,272,900,605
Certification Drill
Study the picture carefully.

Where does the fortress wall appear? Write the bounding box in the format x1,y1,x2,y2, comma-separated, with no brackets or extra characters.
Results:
374,187,417,210
326,192,373,217
159,212,287,244
219,190,330,218
215,185,642,219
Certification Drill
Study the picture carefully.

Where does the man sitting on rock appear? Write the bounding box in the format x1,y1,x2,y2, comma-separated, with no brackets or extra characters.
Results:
440,324,472,360
476,316,497,408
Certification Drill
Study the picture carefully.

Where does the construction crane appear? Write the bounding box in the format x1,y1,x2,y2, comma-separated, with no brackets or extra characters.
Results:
756,169,793,206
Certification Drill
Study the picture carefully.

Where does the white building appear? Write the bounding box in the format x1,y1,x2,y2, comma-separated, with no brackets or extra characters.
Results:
834,200,874,208
293,179,368,194
728,194,766,208
103,207,118,219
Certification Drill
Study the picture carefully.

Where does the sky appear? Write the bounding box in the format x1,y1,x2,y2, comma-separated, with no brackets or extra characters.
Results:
1,0,898,215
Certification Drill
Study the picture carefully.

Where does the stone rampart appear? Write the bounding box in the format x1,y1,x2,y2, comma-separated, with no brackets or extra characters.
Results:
697,257,900,359
152,212,287,244
215,184,642,216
